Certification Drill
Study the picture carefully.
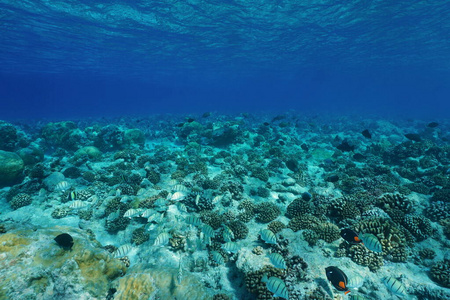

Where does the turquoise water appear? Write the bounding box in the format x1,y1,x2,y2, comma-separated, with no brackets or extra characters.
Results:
1,1,450,118
1,1,450,300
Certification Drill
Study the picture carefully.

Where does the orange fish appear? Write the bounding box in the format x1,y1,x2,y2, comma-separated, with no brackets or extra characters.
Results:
326,266,350,295
340,228,362,244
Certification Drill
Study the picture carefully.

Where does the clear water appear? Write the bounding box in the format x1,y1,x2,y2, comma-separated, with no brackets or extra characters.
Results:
1,0,450,119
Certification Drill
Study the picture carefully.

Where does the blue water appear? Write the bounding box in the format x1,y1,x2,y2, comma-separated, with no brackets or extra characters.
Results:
1,0,450,120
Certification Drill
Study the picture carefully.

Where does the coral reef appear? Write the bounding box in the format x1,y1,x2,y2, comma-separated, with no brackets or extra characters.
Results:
9,193,32,210
0,150,24,187
430,259,450,288
255,202,281,223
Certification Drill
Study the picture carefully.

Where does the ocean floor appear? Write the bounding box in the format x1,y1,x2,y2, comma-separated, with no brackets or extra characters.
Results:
0,112,449,300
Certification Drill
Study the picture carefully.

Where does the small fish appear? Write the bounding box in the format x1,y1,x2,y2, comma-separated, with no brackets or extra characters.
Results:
359,233,382,253
54,233,74,250
326,174,339,183
55,181,70,192
352,153,366,160
361,129,372,139
148,212,164,223
154,232,171,246
340,229,362,244
113,244,132,258
349,295,369,300
337,140,355,152
268,253,286,269
69,200,88,210
301,143,309,151
202,224,215,238
173,184,188,192
404,133,421,142
347,274,364,289
177,257,183,285
382,276,406,297
212,195,222,204
154,198,166,206
124,208,140,218
222,242,239,254
427,122,439,128
170,192,186,201
140,209,154,218
222,225,235,242
301,192,312,201
67,191,77,201
261,275,289,299
260,229,277,245
107,209,121,221
185,215,202,226
211,251,224,264
176,202,187,212
168,179,178,186
325,266,350,294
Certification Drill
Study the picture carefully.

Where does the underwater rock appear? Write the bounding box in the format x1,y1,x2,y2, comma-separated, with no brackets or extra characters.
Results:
41,121,82,151
113,263,214,300
0,226,126,299
0,150,24,187
123,128,145,146
0,121,18,151
17,144,44,165
74,146,102,160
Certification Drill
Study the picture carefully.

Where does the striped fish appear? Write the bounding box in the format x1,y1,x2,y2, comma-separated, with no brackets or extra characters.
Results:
359,233,382,253
347,274,364,289
168,179,179,186
202,224,215,238
67,191,77,201
350,295,369,300
124,208,140,218
222,242,239,254
140,209,154,218
212,195,222,204
173,184,188,192
113,244,132,258
148,212,164,223
268,253,286,269
69,200,88,210
154,198,166,206
222,225,235,242
382,276,406,297
170,192,186,201
185,215,202,226
55,181,70,192
176,202,187,212
107,209,121,221
261,275,289,299
154,232,171,246
260,229,277,245
211,251,224,264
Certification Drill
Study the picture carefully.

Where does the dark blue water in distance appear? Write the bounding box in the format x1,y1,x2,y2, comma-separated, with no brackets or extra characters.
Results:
1,0,450,120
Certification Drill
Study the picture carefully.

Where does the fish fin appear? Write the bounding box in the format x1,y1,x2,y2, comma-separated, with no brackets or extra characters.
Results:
344,290,351,295
339,281,346,289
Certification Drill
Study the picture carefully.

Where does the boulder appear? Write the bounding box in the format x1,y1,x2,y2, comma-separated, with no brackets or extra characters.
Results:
0,150,24,187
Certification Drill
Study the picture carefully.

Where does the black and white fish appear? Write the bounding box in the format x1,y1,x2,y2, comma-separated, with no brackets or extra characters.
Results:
261,275,289,299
